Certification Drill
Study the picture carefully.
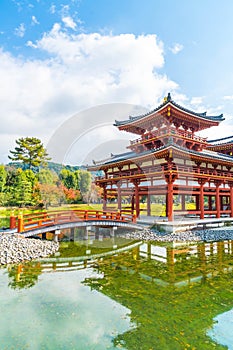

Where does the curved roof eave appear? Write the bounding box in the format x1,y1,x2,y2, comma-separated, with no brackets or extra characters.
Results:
88,141,233,171
208,135,233,145
114,95,224,127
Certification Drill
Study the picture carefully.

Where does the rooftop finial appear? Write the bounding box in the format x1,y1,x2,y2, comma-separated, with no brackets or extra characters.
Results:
163,92,171,103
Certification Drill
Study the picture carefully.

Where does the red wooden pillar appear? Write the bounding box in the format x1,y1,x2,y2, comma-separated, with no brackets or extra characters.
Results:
133,180,140,218
165,156,176,221
103,186,107,211
199,182,205,219
215,182,221,218
135,185,140,218
131,194,135,214
167,181,174,221
181,194,186,211
147,194,151,216
117,182,122,211
230,185,233,217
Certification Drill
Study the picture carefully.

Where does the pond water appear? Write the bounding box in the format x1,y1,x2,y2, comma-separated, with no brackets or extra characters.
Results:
1,226,233,350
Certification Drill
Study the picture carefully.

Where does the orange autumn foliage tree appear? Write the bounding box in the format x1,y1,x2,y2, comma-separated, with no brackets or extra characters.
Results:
60,184,81,203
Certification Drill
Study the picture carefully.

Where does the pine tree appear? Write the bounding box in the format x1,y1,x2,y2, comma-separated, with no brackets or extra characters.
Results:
8,137,50,170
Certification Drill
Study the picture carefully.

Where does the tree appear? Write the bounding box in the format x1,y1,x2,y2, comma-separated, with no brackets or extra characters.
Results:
59,169,77,189
37,183,65,208
61,185,81,203
82,183,103,204
0,165,6,192
8,137,50,170
0,165,7,205
38,168,57,185
79,170,92,195
5,168,37,207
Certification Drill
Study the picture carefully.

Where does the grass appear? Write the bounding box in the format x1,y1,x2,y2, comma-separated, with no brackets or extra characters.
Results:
0,202,197,228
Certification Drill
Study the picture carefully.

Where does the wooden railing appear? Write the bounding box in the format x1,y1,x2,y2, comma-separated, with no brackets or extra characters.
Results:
96,163,233,183
10,209,137,233
129,129,207,146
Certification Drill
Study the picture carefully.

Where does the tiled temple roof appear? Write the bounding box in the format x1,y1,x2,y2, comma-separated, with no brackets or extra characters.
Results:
208,135,233,145
114,93,224,126
90,139,233,169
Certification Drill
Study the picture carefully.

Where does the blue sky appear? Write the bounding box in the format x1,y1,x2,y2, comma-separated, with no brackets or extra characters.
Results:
1,0,233,164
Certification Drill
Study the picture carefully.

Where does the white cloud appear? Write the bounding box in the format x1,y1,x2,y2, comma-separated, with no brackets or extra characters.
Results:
50,4,56,14
26,40,37,48
190,96,203,105
169,43,184,54
61,4,70,15
14,23,26,37
223,95,233,101
32,15,39,25
0,26,181,163
62,16,77,30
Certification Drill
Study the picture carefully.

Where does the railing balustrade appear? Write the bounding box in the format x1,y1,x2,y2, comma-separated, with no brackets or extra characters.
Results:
129,129,207,147
10,209,137,233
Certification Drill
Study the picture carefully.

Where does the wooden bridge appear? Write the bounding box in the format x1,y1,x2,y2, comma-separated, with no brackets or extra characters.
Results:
9,209,141,237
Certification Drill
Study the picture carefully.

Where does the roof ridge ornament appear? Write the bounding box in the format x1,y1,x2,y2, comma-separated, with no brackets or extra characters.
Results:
163,92,172,104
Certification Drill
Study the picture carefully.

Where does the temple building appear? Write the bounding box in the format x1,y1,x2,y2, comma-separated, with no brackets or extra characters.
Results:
89,93,233,221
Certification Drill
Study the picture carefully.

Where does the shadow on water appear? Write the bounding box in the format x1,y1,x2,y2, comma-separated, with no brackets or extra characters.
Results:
2,225,233,349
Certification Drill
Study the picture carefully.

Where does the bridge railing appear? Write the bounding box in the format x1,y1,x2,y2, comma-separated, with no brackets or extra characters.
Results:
10,209,136,233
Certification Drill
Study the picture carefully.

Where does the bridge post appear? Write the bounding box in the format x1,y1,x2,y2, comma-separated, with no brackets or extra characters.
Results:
42,232,47,240
70,228,75,241
17,213,24,233
85,226,90,240
95,227,99,239
110,226,117,237
10,211,16,229
53,229,60,242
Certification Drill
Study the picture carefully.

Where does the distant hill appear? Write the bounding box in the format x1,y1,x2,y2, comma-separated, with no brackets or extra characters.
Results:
6,161,84,174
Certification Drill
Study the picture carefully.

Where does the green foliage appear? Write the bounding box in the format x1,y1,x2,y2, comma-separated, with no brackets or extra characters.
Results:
79,169,92,194
58,168,91,203
1,139,93,208
4,168,38,206
85,244,232,350
8,137,50,170
0,165,7,192
0,165,7,205
59,168,77,189
38,168,57,185
8,261,42,289
37,183,65,208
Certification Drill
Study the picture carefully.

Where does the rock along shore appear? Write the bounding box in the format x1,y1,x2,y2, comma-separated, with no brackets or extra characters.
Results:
123,227,233,242
0,234,59,266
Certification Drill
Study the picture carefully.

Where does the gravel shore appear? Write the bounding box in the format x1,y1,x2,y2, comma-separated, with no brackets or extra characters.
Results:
1,226,233,266
123,227,233,242
0,234,59,266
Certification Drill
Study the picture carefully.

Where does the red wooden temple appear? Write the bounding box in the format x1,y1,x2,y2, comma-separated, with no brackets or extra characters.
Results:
89,93,233,221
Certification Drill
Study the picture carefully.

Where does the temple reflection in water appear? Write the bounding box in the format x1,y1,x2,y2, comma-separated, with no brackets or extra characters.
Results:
6,227,233,350
12,226,233,289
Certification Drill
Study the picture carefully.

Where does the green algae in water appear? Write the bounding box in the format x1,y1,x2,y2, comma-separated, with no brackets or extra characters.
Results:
1,231,233,350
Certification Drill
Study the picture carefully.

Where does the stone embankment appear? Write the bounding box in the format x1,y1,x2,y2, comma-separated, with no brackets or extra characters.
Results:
124,228,233,242
0,234,59,265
